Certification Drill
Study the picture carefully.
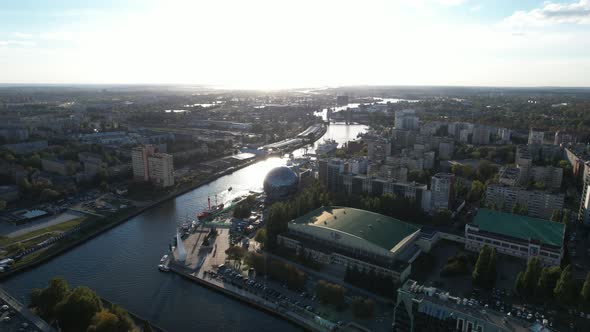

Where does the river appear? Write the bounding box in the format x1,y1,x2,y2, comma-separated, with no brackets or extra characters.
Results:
0,122,367,332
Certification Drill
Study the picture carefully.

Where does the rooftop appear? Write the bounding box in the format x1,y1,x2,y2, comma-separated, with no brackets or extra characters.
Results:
472,209,565,247
292,206,420,251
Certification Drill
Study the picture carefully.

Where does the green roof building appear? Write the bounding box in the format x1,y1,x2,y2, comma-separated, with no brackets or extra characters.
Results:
279,206,422,281
465,208,565,266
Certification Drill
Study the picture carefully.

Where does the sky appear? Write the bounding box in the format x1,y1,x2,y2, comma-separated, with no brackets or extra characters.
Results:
0,0,589,89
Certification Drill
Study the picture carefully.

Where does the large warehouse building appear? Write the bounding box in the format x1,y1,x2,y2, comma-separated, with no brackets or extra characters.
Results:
465,209,565,266
278,206,422,281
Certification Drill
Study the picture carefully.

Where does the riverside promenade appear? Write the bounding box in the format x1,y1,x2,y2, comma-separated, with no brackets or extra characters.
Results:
167,228,335,332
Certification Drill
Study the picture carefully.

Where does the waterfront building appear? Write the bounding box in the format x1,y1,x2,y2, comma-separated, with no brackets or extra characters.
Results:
147,153,175,188
484,184,564,219
278,206,422,281
393,279,549,332
132,145,174,187
132,145,156,181
465,209,564,266
430,173,454,212
263,166,299,201
528,128,545,145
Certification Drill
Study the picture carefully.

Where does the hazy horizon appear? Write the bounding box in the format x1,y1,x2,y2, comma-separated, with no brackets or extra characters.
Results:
2,0,590,88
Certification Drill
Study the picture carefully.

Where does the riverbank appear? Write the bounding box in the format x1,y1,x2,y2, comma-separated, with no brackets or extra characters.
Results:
0,123,327,280
0,156,262,280
101,297,167,332
168,263,326,332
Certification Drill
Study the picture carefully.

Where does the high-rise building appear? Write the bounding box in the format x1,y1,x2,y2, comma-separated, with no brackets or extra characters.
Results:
528,128,545,145
580,182,590,225
366,136,391,162
471,126,490,145
132,145,174,187
554,130,576,146
497,127,511,142
132,145,156,181
485,184,564,219
336,95,349,106
430,173,454,212
395,110,419,130
148,153,175,187
438,141,454,160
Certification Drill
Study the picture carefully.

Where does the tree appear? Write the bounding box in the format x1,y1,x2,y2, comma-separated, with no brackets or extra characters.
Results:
315,280,345,308
554,265,577,306
109,304,134,332
225,246,246,268
89,311,119,332
18,177,32,192
537,266,561,301
351,297,375,319
30,277,70,321
472,246,496,289
551,210,563,223
580,272,590,309
254,228,267,246
142,321,154,332
433,209,452,226
515,258,541,298
40,188,61,202
56,286,103,332
476,161,498,182
466,180,485,202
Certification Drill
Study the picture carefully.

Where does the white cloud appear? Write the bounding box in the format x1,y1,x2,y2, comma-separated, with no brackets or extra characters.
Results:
402,0,467,7
470,4,482,12
502,0,590,28
12,32,33,39
0,40,35,46
40,31,74,41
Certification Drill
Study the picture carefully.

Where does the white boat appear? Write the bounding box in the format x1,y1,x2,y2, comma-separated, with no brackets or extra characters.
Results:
158,264,170,272
160,254,168,263
315,139,338,155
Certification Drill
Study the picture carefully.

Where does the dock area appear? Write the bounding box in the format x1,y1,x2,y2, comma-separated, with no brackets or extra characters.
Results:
166,227,334,332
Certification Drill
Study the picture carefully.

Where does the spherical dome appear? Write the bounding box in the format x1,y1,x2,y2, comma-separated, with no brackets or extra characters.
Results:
263,166,299,201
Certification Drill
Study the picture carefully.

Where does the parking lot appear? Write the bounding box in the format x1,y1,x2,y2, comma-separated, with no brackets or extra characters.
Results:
0,288,52,332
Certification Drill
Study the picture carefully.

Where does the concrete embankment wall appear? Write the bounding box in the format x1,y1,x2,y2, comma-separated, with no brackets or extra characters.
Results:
169,266,326,332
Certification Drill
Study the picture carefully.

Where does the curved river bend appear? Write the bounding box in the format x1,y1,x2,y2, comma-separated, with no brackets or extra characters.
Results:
0,123,367,332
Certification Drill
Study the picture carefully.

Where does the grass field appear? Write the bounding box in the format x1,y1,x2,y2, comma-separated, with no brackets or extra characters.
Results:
0,217,86,247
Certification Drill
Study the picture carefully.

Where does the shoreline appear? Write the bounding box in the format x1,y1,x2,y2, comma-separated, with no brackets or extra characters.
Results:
0,124,327,280
0,156,261,280
168,264,323,332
